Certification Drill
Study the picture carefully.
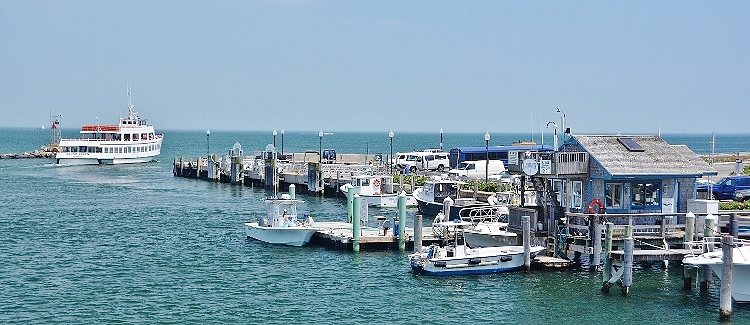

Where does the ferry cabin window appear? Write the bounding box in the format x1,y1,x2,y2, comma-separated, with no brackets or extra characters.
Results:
572,181,583,209
605,183,623,209
124,134,130,141
132,134,138,141
631,182,660,207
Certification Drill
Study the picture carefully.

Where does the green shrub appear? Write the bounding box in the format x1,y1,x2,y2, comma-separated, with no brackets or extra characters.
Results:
719,201,750,210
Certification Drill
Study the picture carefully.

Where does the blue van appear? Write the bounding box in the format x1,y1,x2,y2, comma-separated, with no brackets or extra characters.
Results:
697,176,750,200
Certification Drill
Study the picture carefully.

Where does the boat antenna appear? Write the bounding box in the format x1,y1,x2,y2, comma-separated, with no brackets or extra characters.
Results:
127,85,137,120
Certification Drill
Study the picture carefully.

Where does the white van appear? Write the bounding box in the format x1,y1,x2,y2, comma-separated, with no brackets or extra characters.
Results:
448,160,506,179
418,152,450,172
397,151,450,173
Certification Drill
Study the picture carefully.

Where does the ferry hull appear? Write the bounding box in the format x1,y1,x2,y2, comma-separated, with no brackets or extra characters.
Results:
56,156,156,165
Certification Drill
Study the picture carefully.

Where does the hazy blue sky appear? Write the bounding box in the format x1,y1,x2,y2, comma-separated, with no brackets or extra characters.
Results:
1,1,748,134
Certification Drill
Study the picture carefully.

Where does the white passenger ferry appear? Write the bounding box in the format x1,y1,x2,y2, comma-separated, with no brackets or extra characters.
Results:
55,92,163,165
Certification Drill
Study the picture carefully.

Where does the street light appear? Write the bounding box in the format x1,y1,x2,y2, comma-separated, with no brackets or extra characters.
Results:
281,129,284,156
206,129,210,159
546,121,558,152
389,130,394,174
273,130,277,148
485,132,490,183
319,130,323,163
440,128,444,151
557,107,566,138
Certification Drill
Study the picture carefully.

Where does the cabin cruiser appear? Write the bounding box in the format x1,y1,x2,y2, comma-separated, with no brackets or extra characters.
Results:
413,179,490,220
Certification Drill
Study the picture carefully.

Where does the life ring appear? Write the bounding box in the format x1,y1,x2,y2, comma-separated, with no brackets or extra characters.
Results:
373,178,381,188
588,198,605,214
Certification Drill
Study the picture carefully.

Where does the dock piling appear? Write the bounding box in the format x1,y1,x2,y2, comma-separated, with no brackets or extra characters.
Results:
602,222,613,290
414,210,423,253
346,185,353,223
720,234,733,320
289,184,296,200
523,215,531,272
701,215,717,292
352,194,361,252
591,214,602,272
622,224,634,296
398,192,406,252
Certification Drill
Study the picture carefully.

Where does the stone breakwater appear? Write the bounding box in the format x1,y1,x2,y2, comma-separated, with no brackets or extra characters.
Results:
1,149,56,159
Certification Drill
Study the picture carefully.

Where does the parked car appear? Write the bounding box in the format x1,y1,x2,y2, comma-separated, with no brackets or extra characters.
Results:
697,176,750,200
735,189,750,202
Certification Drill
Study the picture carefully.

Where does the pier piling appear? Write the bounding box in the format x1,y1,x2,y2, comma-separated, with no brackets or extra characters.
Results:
622,237,634,296
602,222,613,291
398,192,406,252
591,214,602,272
720,234,733,321
352,194,361,252
414,211,423,253
701,215,717,292
523,215,531,272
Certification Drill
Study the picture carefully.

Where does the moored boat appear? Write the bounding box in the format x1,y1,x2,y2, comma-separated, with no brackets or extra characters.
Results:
409,220,544,276
413,178,489,219
339,174,417,208
55,89,163,165
682,237,750,302
244,194,317,247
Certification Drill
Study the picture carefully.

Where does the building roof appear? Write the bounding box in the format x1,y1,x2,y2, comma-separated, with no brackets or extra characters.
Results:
570,135,717,178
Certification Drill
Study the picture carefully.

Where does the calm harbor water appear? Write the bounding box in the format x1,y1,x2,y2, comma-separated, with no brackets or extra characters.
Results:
1,128,750,324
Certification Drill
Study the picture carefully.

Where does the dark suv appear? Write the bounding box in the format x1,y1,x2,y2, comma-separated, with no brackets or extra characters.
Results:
697,176,750,200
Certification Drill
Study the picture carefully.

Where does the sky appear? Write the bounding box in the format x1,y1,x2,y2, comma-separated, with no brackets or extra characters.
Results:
1,1,748,134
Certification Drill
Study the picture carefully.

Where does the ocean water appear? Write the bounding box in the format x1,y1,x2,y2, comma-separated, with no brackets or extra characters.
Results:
1,128,750,324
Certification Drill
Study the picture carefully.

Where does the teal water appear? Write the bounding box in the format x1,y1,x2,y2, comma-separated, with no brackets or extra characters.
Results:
1,129,750,324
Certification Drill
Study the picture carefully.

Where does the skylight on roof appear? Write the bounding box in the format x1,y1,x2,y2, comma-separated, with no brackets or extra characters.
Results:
618,137,644,152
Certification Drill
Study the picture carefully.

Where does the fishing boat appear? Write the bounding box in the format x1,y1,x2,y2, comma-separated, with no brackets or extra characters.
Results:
244,194,317,247
462,219,518,248
339,174,417,208
413,178,489,219
409,220,544,276
682,237,750,302
55,88,163,165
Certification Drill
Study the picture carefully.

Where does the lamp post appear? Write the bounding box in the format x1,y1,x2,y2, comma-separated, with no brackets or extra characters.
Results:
546,122,558,152
273,130,277,148
389,130,394,174
557,107,566,138
319,130,323,163
281,129,284,156
440,128,444,152
206,129,210,159
485,132,490,183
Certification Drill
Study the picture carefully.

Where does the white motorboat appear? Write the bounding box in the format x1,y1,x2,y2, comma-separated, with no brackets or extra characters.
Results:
339,174,416,208
244,194,318,247
463,220,518,248
409,221,544,276
55,89,163,165
682,237,750,302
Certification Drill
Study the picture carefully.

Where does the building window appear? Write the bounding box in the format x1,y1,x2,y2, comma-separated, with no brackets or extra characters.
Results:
606,183,623,209
572,181,583,209
551,179,566,207
631,182,660,207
